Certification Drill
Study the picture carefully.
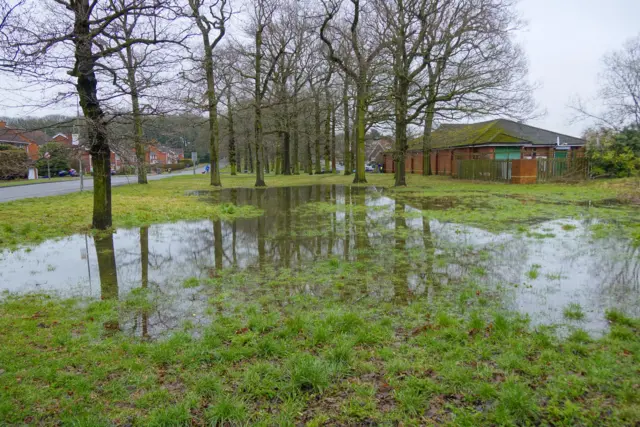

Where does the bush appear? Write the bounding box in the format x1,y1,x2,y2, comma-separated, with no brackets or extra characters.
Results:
0,145,29,180
159,163,187,172
179,159,194,167
588,126,640,178
36,142,71,177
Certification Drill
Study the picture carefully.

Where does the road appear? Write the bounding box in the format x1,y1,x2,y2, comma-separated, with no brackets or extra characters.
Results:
0,167,204,203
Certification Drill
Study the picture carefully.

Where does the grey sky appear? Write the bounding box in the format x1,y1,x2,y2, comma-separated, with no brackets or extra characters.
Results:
1,0,639,138
516,0,640,136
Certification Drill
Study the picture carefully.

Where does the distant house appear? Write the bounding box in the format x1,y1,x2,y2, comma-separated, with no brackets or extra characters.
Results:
366,138,393,164
148,144,183,165
0,121,48,160
383,119,586,177
50,133,83,148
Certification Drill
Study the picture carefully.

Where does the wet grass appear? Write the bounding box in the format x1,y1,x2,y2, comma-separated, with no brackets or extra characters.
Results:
1,258,638,425
1,178,639,424
1,172,638,249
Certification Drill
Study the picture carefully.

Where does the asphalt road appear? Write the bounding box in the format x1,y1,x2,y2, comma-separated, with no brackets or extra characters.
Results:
0,167,205,203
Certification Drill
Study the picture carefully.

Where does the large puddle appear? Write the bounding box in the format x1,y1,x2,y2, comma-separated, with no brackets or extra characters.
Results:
1,185,638,338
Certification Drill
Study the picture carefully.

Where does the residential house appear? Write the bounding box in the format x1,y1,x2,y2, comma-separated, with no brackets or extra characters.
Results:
148,144,183,165
0,121,48,160
383,119,586,179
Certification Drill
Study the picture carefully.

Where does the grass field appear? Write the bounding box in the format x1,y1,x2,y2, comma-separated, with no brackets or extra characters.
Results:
1,173,639,425
0,172,638,249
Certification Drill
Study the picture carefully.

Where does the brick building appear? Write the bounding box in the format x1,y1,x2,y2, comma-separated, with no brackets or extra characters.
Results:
383,119,586,178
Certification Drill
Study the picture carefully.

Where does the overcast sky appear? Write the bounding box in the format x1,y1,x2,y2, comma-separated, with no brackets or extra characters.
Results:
516,0,640,136
1,0,639,138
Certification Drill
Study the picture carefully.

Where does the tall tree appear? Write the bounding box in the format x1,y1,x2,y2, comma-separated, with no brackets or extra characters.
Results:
320,0,388,183
101,0,185,184
7,0,171,229
415,0,533,176
342,73,351,175
239,0,284,187
187,0,231,187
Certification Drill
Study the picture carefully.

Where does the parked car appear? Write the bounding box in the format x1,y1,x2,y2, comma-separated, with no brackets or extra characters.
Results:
364,164,375,172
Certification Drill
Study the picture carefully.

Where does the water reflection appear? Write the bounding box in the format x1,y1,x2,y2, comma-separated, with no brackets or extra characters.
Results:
0,185,638,337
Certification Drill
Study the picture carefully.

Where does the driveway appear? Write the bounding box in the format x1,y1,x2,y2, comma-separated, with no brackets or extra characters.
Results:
0,168,204,203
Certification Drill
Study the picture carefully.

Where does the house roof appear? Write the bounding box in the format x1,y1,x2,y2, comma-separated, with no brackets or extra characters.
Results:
366,138,393,159
408,119,586,151
0,126,49,146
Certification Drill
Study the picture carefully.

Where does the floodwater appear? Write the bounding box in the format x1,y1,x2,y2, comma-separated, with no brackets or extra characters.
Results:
1,185,638,337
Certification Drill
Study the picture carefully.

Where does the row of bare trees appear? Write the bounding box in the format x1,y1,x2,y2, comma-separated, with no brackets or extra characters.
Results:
0,0,533,229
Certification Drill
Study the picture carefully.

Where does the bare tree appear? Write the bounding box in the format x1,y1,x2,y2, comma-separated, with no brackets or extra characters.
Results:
0,0,26,71
320,0,388,183
186,0,231,187
341,72,351,175
573,34,640,130
217,49,239,175
6,0,171,229
239,0,285,186
99,0,186,184
415,0,534,176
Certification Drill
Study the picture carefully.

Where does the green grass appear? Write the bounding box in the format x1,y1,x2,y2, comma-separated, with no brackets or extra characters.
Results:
1,173,639,424
0,268,638,425
564,303,586,320
1,172,639,249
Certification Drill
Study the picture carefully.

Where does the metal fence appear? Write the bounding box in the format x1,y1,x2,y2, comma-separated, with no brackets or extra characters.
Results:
455,159,512,182
536,157,589,182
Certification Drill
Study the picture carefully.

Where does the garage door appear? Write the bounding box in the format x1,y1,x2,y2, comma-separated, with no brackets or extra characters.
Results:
494,147,521,160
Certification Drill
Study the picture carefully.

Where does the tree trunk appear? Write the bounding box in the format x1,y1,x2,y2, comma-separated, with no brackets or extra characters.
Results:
343,77,351,175
394,75,409,186
126,44,147,185
275,136,282,174
227,93,237,175
324,91,331,173
283,131,291,175
331,104,336,173
353,76,367,183
248,139,254,173
72,0,112,229
140,226,149,339
203,42,222,186
422,104,435,176
306,116,313,175
254,27,266,187
95,232,119,330
263,145,269,175
292,92,299,174
282,73,291,175
314,93,322,174
214,220,223,271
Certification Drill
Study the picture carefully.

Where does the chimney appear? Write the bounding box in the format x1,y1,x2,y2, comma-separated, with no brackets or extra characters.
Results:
0,121,6,128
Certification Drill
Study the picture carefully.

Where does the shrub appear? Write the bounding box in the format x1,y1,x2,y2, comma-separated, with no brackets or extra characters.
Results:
588,126,640,178
36,142,71,177
0,145,28,180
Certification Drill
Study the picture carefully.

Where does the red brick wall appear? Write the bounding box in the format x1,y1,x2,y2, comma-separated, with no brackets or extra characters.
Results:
383,154,393,173
511,159,537,184
435,150,453,175
412,152,424,174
